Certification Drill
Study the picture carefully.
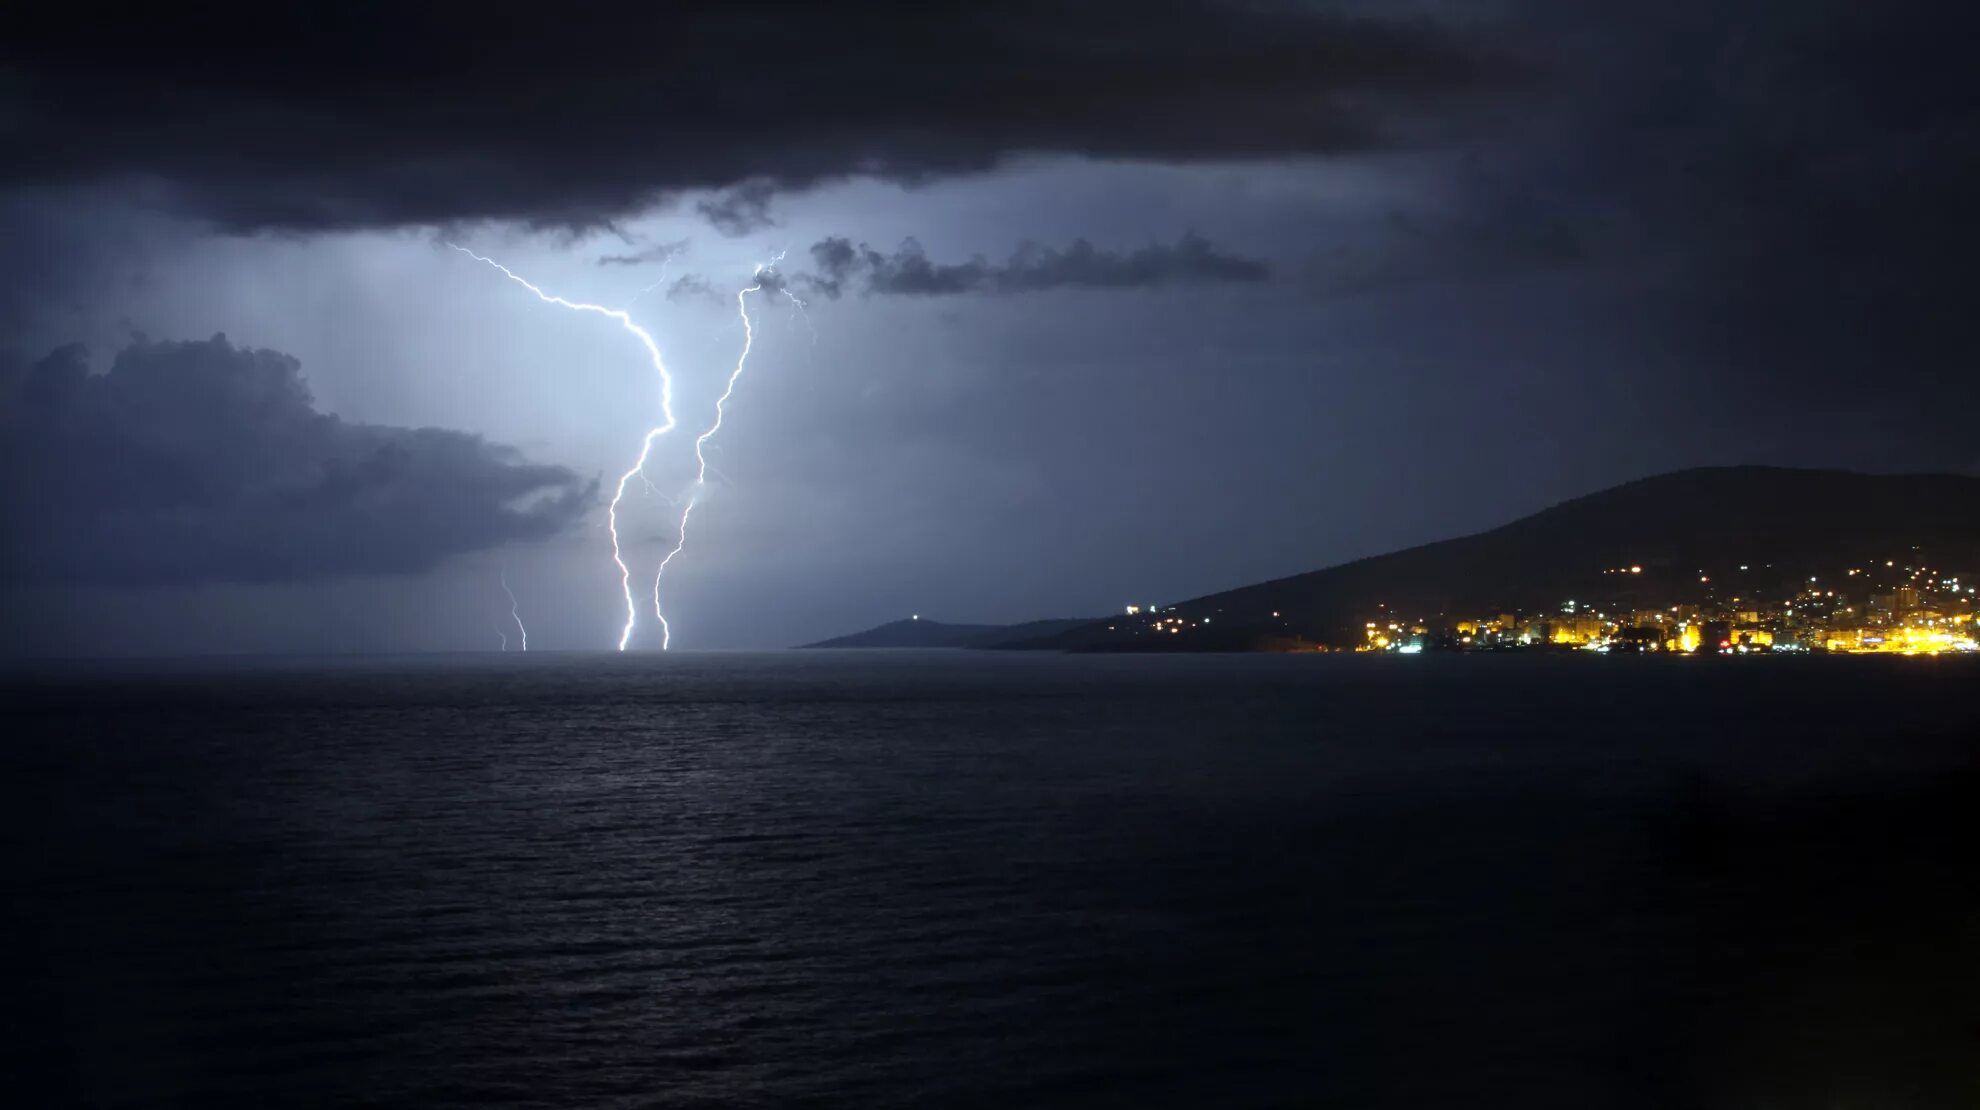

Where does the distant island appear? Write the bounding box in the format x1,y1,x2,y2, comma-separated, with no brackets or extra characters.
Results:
802,617,1102,650
805,467,1980,656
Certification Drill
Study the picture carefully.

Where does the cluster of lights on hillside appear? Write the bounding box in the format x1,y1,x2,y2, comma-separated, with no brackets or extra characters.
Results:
1354,554,1977,656
1104,552,1978,656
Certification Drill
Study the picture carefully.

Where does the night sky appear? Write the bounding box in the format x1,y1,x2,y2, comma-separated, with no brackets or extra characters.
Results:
4,1,1976,654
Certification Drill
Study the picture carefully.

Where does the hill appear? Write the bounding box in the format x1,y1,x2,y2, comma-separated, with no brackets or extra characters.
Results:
802,618,1004,649
1029,466,1980,651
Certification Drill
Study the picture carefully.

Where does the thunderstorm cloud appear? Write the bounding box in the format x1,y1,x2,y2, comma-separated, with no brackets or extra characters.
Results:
696,182,779,238
664,275,724,305
595,238,689,267
0,2,1503,231
800,234,1271,298
0,336,595,585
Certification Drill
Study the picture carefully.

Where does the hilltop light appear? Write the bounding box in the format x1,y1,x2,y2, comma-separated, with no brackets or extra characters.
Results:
1630,566,1642,574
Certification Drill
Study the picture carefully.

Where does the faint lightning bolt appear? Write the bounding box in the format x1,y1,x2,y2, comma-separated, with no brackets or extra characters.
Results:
782,286,817,355
494,620,509,652
755,248,814,357
648,262,772,648
500,567,529,652
629,256,676,305
450,244,675,651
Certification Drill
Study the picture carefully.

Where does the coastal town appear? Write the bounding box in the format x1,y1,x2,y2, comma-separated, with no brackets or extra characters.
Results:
1117,554,1978,655
1363,556,1976,654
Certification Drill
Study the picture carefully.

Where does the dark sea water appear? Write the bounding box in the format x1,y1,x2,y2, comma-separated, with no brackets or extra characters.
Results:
4,651,1979,1108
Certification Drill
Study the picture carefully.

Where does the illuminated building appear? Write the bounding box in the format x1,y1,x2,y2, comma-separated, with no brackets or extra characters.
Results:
1826,625,1977,654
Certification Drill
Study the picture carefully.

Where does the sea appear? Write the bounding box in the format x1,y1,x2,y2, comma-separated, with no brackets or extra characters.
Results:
4,651,1977,1108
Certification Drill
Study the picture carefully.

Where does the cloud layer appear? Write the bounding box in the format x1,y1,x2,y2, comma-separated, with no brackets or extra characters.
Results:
798,234,1270,298
595,238,689,268
1,2,1501,231
0,336,593,585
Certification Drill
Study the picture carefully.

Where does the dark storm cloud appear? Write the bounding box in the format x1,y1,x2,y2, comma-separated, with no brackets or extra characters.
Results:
1292,206,1587,298
664,276,723,306
800,234,1271,298
0,2,1503,231
595,238,689,267
0,336,594,585
695,182,778,238
1461,0,1980,423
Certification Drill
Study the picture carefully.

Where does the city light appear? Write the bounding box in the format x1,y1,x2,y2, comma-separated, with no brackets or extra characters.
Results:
1337,554,1975,656
1108,551,1975,654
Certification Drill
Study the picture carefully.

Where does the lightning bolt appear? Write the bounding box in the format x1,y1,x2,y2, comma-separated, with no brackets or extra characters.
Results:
500,567,529,652
450,244,675,651
757,250,811,332
648,263,771,648
629,255,675,304
494,620,509,652
781,286,817,355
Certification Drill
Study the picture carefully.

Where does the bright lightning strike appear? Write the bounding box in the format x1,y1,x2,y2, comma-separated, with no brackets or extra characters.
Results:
648,263,772,648
454,246,798,652
450,245,675,651
500,567,529,652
